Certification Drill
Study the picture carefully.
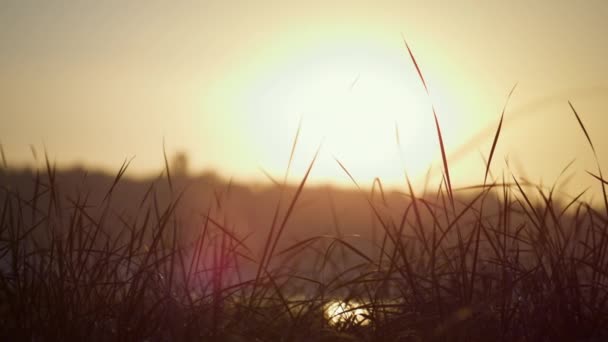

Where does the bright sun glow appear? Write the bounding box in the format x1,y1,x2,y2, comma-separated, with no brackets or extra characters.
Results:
234,37,461,186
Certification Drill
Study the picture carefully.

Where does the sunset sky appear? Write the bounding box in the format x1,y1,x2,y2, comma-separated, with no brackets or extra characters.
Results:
1,0,608,195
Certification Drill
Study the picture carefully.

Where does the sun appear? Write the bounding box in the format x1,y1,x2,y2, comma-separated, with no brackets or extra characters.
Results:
233,36,458,187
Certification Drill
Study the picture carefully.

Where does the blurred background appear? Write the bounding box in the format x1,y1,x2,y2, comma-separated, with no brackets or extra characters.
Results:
1,0,607,198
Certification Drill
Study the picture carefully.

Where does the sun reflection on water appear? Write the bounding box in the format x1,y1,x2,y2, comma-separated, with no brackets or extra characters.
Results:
324,300,370,326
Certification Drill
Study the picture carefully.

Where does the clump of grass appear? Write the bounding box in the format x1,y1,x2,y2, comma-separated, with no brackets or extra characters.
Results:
2,49,608,342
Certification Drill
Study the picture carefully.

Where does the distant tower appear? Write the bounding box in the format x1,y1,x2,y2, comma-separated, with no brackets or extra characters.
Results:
171,151,189,177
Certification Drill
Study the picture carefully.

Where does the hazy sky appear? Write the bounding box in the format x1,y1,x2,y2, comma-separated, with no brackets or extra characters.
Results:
1,0,608,196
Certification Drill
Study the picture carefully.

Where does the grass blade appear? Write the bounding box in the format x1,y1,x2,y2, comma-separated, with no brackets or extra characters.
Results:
485,83,517,184
162,137,173,191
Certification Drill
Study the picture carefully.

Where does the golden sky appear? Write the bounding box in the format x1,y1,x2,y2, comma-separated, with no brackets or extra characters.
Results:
1,0,608,195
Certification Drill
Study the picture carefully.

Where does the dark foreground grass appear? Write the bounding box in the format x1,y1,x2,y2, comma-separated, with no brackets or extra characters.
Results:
2,124,608,342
